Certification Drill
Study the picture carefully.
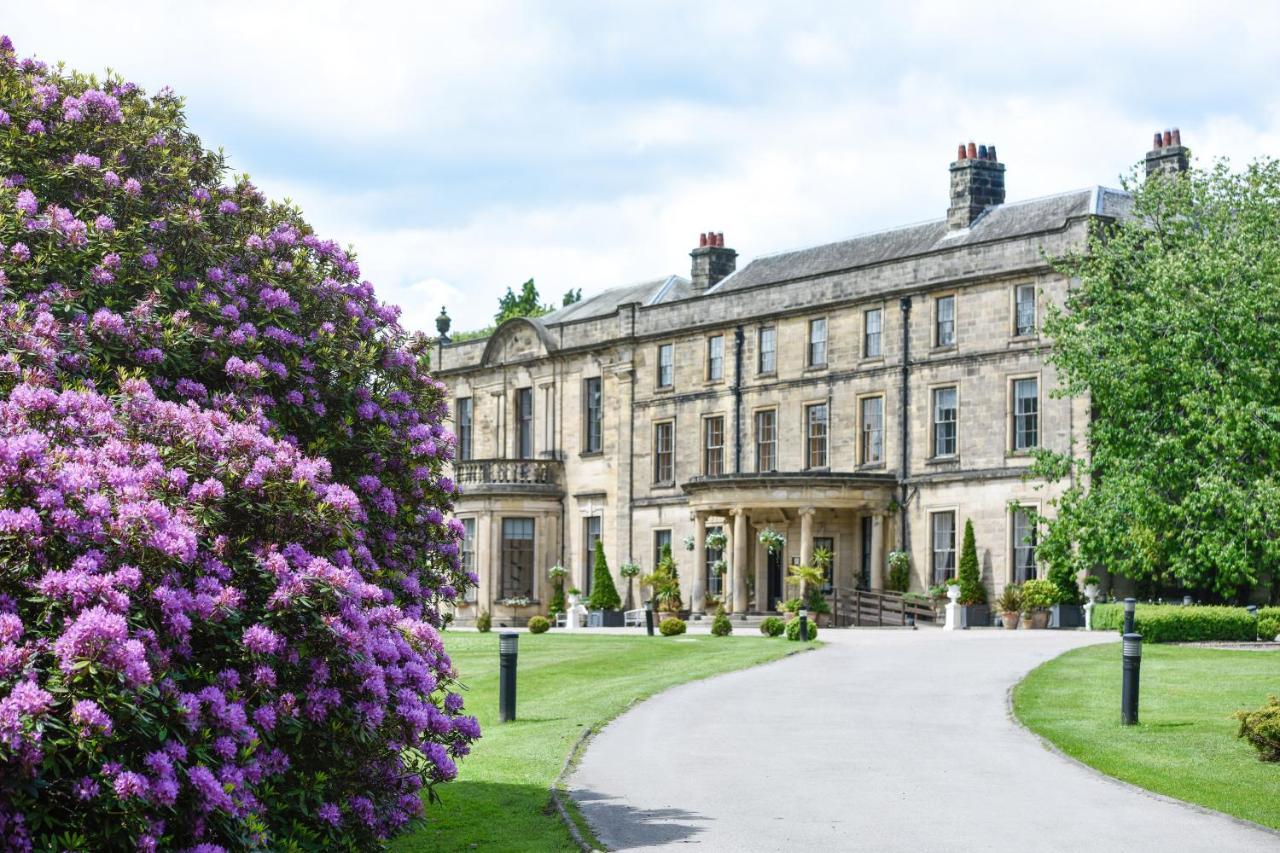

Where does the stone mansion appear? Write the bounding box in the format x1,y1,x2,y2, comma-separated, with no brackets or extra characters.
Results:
433,132,1189,622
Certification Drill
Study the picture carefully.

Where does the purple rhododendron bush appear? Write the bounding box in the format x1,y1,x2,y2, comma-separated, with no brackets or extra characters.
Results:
0,36,478,851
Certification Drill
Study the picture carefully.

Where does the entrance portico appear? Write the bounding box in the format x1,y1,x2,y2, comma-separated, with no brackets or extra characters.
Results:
683,472,897,616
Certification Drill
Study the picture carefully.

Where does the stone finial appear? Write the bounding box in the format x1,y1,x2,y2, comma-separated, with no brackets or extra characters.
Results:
435,306,451,342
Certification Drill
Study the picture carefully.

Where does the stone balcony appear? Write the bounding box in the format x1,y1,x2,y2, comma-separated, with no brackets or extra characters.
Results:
453,458,564,498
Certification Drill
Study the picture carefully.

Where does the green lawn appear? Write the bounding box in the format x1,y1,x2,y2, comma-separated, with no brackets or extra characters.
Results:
393,632,806,852
1013,643,1280,830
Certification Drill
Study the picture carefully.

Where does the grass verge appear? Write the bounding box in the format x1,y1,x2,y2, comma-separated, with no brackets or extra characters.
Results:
392,632,807,852
1013,642,1280,831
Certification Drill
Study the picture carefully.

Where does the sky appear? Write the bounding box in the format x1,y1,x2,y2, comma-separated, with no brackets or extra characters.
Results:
8,1,1280,333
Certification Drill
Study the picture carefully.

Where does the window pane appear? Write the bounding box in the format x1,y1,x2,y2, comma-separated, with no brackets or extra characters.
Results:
806,403,828,469
1014,378,1038,450
1013,508,1038,581
517,388,533,459
933,387,957,457
706,525,724,596
756,410,777,472
937,295,955,346
456,398,473,460
583,515,602,594
658,344,673,387
500,517,535,599
654,422,674,483
653,530,672,571
708,336,724,381
814,536,835,593
584,378,602,453
809,318,827,366
759,327,776,374
861,396,883,464
704,416,724,476
865,309,882,358
932,512,955,584
1015,285,1036,336
461,518,477,600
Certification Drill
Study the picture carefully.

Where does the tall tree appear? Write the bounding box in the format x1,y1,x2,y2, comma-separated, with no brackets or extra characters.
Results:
1032,159,1280,602
494,278,550,324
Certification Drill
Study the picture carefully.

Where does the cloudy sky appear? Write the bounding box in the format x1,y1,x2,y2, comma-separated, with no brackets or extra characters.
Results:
9,2,1280,332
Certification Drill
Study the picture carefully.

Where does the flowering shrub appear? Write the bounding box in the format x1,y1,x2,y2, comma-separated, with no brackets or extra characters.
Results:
0,37,476,851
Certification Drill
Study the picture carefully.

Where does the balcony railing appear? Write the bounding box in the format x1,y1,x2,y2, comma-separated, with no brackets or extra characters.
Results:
453,458,564,497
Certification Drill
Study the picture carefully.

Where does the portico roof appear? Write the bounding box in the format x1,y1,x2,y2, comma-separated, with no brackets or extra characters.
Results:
682,471,897,513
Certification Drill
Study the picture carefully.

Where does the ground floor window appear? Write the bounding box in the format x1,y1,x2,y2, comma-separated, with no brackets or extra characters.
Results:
583,514,601,594
501,517,535,599
814,536,835,594
931,511,956,585
860,517,873,591
1012,507,1038,582
706,526,724,596
653,529,672,572
460,517,477,602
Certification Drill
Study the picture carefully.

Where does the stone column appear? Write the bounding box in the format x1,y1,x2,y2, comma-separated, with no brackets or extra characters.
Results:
691,512,707,617
723,512,735,609
799,507,815,568
870,513,886,591
754,527,769,612
732,508,749,616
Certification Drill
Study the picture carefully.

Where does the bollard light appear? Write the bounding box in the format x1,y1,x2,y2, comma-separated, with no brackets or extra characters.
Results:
798,607,809,642
1247,605,1259,617
645,600,655,637
1182,595,1193,606
498,631,518,723
1121,632,1142,725
1123,597,1136,635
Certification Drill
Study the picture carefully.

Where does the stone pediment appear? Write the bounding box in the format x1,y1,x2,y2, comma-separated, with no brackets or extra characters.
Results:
480,317,557,367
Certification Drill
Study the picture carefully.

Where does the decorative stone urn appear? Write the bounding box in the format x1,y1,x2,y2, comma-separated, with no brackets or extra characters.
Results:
1084,584,1099,630
943,584,962,631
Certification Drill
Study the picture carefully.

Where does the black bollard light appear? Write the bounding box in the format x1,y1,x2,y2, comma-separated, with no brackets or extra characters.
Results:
1247,605,1259,617
1123,597,1136,635
498,632,518,723
798,607,809,642
645,600,655,637
1121,632,1142,725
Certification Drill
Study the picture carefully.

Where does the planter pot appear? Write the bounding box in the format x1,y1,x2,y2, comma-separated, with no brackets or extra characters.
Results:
960,604,991,628
1001,611,1021,630
659,611,682,624
1049,604,1085,629
589,609,626,628
815,612,831,628
1026,609,1051,629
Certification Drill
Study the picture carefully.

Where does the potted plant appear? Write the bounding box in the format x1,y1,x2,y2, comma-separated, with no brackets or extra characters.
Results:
705,530,728,552
619,562,641,611
1019,579,1057,629
886,550,911,592
995,583,1022,630
789,556,831,627
956,520,990,627
777,597,803,620
548,564,568,617
683,534,696,551
642,544,684,621
1083,574,1101,602
758,528,786,555
586,540,625,626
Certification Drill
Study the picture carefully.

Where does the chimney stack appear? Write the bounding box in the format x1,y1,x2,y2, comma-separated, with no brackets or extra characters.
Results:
948,141,1005,230
690,231,736,292
1145,127,1188,177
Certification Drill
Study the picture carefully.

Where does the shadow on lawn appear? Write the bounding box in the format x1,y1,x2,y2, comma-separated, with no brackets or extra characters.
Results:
571,788,709,850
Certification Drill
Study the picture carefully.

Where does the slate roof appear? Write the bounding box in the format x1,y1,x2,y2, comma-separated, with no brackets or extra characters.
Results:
539,274,692,325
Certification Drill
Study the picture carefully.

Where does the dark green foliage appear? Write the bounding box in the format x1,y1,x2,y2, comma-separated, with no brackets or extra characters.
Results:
587,539,622,611
1090,603,1257,642
549,580,566,616
659,617,687,636
887,551,910,592
759,616,786,637
957,519,986,605
476,610,492,633
710,603,732,636
1258,616,1279,641
785,617,818,641
1019,579,1058,610
527,616,550,634
1032,159,1280,601
1236,696,1280,761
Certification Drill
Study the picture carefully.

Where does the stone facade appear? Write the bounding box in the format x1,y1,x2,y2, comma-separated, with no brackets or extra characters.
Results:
433,137,1164,624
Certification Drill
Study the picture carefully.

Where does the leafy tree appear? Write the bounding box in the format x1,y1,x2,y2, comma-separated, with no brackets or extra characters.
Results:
494,278,549,324
1032,158,1280,602
562,287,582,306
957,519,986,605
587,539,622,611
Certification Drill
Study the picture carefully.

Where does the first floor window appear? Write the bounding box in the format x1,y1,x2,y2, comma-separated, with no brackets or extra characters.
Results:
864,308,883,358
1013,508,1038,582
456,397,473,460
500,518,535,599
706,526,724,596
583,515,602,594
707,335,724,381
805,403,828,469
756,409,777,472
1013,377,1039,450
460,518,477,601
654,421,674,484
653,529,672,572
933,386,958,457
808,317,827,367
657,343,674,388
936,294,956,347
1015,284,1036,337
860,396,884,464
814,536,835,594
583,377,602,453
758,326,776,374
516,387,533,459
703,416,724,476
931,511,956,585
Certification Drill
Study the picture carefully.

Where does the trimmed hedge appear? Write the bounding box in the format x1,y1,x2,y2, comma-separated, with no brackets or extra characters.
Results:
1091,603,1257,643
527,616,550,634
759,616,785,637
659,617,687,636
785,617,818,641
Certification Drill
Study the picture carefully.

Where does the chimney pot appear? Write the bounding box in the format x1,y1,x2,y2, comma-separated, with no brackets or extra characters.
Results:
948,137,1005,230
966,141,978,159
718,232,725,247
1163,130,1173,148
987,144,998,162
699,232,708,247
977,144,988,160
690,231,736,291
1172,127,1181,146
957,143,966,160
1153,131,1163,150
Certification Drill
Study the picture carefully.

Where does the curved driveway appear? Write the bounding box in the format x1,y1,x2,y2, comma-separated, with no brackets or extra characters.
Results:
568,629,1279,852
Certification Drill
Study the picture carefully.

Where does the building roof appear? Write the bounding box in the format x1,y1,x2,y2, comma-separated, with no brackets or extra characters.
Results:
711,187,1129,293
538,274,692,325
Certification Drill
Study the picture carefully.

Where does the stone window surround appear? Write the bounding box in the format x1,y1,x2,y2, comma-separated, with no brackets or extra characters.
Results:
862,305,885,361
927,381,960,462
581,375,603,456
455,396,473,461
706,334,725,383
932,290,958,351
702,412,726,476
459,516,477,602
806,316,828,370
656,342,675,390
757,325,777,375
802,398,830,471
856,391,886,467
1006,371,1041,455
1009,501,1041,583
1011,282,1039,340
652,418,676,486
753,405,778,473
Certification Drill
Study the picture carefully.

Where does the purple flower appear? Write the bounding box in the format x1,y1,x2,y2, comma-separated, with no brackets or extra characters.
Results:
71,699,113,734
123,178,141,196
140,251,158,269
242,624,282,655
72,153,101,169
25,119,44,135
15,189,37,215
317,802,342,826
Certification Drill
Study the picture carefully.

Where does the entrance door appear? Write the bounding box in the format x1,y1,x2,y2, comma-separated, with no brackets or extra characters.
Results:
767,549,784,609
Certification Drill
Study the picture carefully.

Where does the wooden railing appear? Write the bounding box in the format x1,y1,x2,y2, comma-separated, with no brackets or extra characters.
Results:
453,458,563,494
832,587,937,627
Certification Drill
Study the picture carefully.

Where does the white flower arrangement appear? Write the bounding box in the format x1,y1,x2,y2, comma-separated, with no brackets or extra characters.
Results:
704,530,728,552
497,596,532,607
683,534,696,551
758,528,786,554
711,559,728,575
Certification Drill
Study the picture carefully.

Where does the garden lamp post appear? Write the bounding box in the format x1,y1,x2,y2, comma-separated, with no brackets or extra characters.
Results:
645,599,655,637
1122,632,1142,725
798,607,809,642
1123,597,1136,634
499,632,518,723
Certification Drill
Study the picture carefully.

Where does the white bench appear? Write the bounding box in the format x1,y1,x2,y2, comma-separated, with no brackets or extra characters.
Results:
624,608,646,627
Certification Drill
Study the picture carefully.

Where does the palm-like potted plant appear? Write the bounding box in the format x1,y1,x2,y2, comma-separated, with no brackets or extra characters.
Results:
642,543,684,621
788,553,832,626
619,562,641,611
995,583,1022,630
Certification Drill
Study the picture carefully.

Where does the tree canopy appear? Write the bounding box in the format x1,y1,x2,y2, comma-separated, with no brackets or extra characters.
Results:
1031,159,1280,602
